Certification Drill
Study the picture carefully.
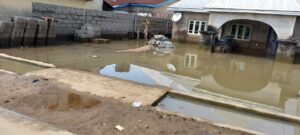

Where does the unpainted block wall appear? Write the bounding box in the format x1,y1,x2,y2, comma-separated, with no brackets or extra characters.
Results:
32,3,172,39
0,0,103,17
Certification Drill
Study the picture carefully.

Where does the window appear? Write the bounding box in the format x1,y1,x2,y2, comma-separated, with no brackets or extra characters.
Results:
184,54,197,68
188,20,207,34
230,24,252,41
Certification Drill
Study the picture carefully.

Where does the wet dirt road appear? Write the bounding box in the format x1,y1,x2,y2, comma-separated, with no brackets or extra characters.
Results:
0,72,254,135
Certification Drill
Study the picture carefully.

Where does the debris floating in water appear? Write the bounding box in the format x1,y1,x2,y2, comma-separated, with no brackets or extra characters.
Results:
148,35,175,48
167,64,176,72
92,55,98,58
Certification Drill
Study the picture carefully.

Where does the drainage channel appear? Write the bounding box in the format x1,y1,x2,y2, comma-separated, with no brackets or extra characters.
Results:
157,94,300,135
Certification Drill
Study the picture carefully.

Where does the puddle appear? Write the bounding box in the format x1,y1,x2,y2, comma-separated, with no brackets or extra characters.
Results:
0,58,44,73
28,89,101,111
158,95,300,135
1,40,300,116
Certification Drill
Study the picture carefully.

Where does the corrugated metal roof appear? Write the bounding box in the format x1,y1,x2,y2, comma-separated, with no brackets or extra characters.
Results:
105,0,173,8
168,0,211,12
168,0,300,15
205,0,300,12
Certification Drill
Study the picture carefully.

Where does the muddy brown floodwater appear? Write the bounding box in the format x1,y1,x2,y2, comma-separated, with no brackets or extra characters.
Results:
0,73,252,135
1,40,300,114
0,58,44,73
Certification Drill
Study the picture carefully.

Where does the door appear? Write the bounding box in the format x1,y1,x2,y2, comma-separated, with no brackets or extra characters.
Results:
266,28,278,58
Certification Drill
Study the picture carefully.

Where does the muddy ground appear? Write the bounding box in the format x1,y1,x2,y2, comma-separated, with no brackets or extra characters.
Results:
0,73,253,135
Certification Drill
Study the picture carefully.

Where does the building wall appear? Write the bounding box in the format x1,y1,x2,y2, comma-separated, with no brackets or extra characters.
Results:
32,3,172,39
116,7,153,14
172,12,209,43
0,0,103,16
222,20,270,51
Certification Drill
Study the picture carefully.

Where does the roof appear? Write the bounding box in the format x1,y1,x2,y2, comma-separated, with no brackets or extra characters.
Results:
105,0,175,9
168,0,300,16
204,0,300,16
168,0,210,12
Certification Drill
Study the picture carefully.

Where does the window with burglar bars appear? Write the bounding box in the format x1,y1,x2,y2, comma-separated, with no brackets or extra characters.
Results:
188,20,207,35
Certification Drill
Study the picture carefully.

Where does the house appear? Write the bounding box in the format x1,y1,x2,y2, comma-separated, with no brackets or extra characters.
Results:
168,0,300,62
0,0,103,16
104,0,178,18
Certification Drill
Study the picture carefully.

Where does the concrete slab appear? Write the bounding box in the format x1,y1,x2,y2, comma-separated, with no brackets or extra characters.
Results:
27,68,169,106
0,107,75,135
0,53,56,68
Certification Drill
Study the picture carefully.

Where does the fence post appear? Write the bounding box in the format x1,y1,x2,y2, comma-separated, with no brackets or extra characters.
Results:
136,13,140,40
133,12,137,39
84,8,87,24
165,19,169,35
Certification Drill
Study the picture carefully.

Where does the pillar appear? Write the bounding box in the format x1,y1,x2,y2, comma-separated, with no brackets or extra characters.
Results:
275,39,298,63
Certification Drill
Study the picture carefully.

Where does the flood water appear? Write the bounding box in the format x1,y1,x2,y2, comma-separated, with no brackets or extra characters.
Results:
1,40,300,133
0,58,44,73
28,89,101,111
158,95,300,135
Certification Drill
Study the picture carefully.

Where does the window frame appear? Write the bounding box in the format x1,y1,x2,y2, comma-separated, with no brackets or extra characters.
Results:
188,20,207,35
230,24,252,41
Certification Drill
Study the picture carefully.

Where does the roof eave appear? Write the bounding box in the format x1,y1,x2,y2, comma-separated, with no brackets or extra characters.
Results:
167,7,209,13
205,8,300,16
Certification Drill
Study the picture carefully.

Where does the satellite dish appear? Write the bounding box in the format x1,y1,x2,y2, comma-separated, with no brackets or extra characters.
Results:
172,13,182,22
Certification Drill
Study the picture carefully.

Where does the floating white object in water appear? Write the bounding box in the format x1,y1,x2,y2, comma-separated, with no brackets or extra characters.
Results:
167,64,176,72
132,101,142,108
92,55,98,58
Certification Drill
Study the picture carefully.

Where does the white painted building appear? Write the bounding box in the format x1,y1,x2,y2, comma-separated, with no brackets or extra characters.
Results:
168,0,300,61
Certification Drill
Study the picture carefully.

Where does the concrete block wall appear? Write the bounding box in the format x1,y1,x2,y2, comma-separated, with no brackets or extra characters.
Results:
32,2,172,39
137,17,172,34
23,18,39,46
75,24,102,40
0,21,13,48
0,15,12,22
35,20,48,45
0,15,59,48
10,17,27,47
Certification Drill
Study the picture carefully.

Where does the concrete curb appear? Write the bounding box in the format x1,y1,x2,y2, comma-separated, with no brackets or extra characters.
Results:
170,90,300,124
0,53,56,68
0,69,16,74
155,108,266,135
